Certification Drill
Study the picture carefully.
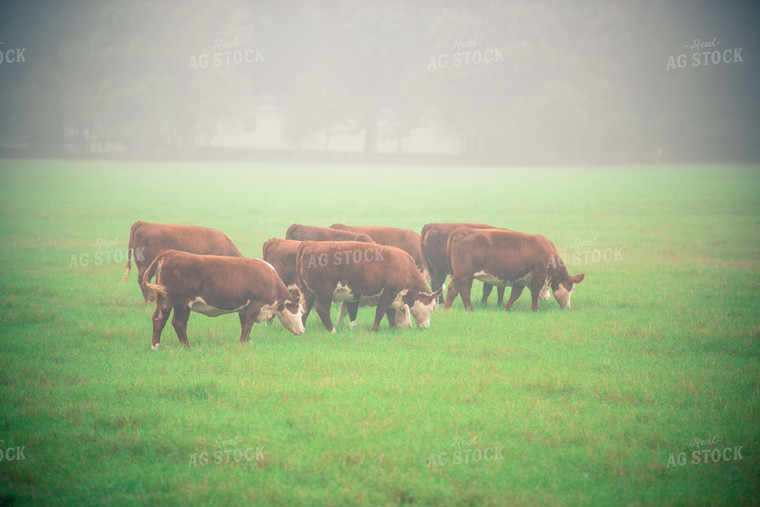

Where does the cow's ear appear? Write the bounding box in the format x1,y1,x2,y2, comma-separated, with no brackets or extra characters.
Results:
570,273,585,284
431,288,443,299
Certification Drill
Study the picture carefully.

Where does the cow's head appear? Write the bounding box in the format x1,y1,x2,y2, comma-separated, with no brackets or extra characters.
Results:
552,273,585,309
409,288,443,328
392,304,412,328
276,288,306,335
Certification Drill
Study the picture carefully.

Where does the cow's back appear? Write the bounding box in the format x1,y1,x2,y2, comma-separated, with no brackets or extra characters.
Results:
287,224,373,243
139,223,242,257
332,224,423,270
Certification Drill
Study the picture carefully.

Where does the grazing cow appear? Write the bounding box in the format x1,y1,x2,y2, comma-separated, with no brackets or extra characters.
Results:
296,241,441,333
286,224,373,243
264,237,410,329
121,221,243,302
443,228,585,312
142,250,305,350
420,222,505,305
330,224,426,272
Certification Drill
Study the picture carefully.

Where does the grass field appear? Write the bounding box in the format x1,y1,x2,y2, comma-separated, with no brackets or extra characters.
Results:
0,159,758,505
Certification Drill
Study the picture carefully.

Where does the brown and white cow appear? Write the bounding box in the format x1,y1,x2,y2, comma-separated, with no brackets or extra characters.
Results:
443,228,585,312
122,221,243,302
296,241,441,333
330,224,426,273
142,250,305,349
286,224,374,243
420,222,505,305
264,237,410,329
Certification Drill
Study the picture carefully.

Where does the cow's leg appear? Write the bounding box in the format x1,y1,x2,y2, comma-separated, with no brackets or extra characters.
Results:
151,304,171,350
314,295,335,333
337,301,359,328
481,283,494,305
443,280,458,310
497,286,506,307
503,285,525,311
238,303,261,343
347,302,359,329
385,308,397,327
171,305,192,347
530,289,540,312
457,278,475,311
301,291,316,326
371,290,399,333
337,301,348,327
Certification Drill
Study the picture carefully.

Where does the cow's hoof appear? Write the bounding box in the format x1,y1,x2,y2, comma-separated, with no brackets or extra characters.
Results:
151,343,160,350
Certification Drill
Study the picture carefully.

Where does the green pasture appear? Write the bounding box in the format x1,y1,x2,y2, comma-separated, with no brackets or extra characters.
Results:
0,160,758,505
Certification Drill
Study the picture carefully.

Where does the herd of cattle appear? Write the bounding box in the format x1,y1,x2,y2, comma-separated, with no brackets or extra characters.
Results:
120,221,585,349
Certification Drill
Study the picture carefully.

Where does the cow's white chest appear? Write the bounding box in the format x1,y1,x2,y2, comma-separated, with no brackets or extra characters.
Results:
188,297,249,317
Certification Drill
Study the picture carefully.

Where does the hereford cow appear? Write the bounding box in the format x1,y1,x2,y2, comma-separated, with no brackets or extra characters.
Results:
142,250,305,349
420,222,505,305
286,224,373,243
443,228,585,312
264,237,409,329
296,241,441,333
121,221,244,302
330,224,425,272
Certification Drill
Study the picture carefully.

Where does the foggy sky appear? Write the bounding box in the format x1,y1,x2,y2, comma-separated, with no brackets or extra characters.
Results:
0,0,758,164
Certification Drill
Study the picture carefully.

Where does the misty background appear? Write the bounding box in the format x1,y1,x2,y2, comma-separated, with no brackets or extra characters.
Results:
0,0,758,165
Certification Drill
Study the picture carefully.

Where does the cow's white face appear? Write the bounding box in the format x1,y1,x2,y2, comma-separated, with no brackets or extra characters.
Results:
553,282,575,309
393,304,412,328
410,289,442,328
276,289,305,336
277,303,305,335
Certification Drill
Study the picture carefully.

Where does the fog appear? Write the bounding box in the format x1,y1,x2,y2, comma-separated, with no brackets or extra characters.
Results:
1,0,758,165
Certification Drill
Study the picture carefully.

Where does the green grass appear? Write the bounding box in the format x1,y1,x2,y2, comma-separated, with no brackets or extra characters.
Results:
0,159,758,505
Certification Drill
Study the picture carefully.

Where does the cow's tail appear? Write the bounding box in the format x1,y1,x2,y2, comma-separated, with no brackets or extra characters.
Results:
142,250,168,299
120,221,142,284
